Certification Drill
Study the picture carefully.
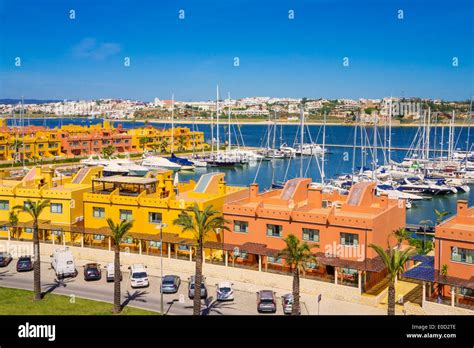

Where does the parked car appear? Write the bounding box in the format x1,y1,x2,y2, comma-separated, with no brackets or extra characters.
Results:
51,248,77,279
84,263,102,281
216,281,234,301
16,256,33,272
0,252,13,267
160,275,180,294
281,293,301,315
257,290,277,313
188,275,207,299
129,264,149,288
105,263,122,282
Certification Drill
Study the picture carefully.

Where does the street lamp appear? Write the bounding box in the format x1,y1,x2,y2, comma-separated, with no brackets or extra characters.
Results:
215,227,222,264
156,222,168,314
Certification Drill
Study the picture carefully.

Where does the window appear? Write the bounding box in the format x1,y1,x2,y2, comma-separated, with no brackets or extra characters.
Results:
451,247,473,264
38,144,44,149
24,201,32,209
149,241,162,248
267,256,282,264
0,225,9,231
302,228,319,242
340,232,359,246
148,212,162,224
0,200,9,210
52,230,62,236
305,261,318,269
234,220,249,233
93,207,105,218
93,234,105,241
121,236,133,244
24,228,33,234
120,210,132,221
50,203,63,214
266,224,282,237
178,245,189,251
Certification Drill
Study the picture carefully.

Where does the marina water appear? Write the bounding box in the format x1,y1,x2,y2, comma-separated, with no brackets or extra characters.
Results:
11,118,474,225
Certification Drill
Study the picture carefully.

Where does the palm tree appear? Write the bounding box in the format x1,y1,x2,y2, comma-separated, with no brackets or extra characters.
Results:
107,218,133,314
392,227,408,249
8,210,18,239
369,244,415,315
101,145,115,159
177,135,187,152
10,138,22,165
14,199,50,301
277,234,316,315
139,137,150,151
173,204,229,315
434,209,450,224
159,139,169,153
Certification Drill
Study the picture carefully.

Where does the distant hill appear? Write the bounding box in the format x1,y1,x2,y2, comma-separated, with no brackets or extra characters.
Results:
0,99,62,105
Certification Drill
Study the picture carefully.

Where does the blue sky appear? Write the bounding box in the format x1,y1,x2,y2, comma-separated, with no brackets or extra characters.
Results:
0,0,472,101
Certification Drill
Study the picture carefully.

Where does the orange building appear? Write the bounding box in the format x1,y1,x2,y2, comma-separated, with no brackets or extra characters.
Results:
431,200,473,307
59,122,134,157
222,178,405,291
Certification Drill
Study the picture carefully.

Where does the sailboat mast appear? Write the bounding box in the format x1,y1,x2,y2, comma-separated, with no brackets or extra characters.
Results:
426,107,431,160
466,97,473,166
440,124,445,160
171,93,175,153
272,110,277,150
388,97,392,164
351,113,358,184
321,111,326,184
228,92,231,151
21,97,25,167
192,108,196,155
372,116,377,181
216,85,220,154
299,103,304,177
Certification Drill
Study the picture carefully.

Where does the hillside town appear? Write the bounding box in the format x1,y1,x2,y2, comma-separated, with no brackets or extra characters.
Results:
0,97,471,124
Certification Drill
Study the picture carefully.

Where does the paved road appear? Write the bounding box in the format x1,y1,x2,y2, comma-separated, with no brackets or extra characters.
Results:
0,260,297,315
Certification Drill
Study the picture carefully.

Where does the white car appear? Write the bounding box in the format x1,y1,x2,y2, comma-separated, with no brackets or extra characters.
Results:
128,264,149,288
105,262,122,282
50,248,77,279
216,281,234,301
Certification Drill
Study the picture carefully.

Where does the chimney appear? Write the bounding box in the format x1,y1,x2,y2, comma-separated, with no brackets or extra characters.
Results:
307,187,322,209
218,180,226,195
380,193,389,209
457,200,468,216
249,183,259,199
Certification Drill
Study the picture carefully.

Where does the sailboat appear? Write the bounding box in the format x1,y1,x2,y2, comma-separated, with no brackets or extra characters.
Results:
202,86,238,167
163,94,195,171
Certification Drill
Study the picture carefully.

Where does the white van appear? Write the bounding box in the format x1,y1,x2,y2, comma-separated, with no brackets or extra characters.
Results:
105,262,122,282
129,264,149,288
51,248,77,279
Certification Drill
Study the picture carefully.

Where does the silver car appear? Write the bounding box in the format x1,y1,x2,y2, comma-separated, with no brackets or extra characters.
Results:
161,275,181,293
281,293,302,315
216,281,234,301
188,275,207,299
257,290,276,313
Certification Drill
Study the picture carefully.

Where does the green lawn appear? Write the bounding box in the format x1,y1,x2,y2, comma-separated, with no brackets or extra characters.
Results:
0,287,158,315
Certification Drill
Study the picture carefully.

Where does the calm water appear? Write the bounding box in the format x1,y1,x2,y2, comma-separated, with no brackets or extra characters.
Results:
10,118,474,224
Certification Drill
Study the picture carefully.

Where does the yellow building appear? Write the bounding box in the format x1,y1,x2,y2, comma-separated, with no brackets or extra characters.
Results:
82,171,246,257
0,118,65,161
0,166,101,242
128,126,206,152
0,165,245,261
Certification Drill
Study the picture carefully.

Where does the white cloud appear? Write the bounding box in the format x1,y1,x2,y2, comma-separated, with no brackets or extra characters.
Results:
71,38,121,60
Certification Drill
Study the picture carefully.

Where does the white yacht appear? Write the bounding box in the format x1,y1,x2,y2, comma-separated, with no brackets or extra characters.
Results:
141,156,182,171
295,143,325,156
